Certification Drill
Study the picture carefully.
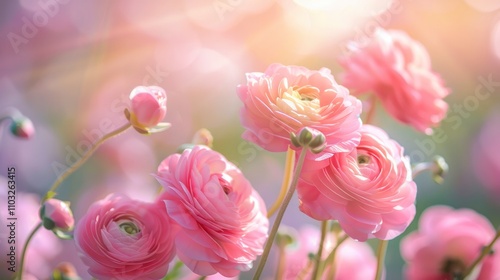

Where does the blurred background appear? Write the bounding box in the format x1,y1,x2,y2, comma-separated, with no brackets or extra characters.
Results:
1,0,499,279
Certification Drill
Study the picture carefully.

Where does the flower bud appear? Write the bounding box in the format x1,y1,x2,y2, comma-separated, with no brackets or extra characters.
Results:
125,86,170,134
51,262,81,280
431,155,448,184
40,199,74,232
290,127,326,153
10,116,35,139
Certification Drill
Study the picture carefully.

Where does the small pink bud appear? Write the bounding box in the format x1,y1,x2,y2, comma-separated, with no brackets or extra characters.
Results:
128,85,167,128
10,116,35,139
40,199,74,232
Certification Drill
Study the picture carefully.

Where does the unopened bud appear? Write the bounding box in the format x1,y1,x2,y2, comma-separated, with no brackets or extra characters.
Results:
291,127,326,153
431,156,448,184
10,116,35,139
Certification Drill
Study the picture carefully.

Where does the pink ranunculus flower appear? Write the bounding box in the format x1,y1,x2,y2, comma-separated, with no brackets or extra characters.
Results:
128,85,167,128
237,63,362,159
339,28,450,134
275,225,378,280
155,145,269,277
40,198,74,232
74,193,176,280
401,205,500,280
297,125,417,241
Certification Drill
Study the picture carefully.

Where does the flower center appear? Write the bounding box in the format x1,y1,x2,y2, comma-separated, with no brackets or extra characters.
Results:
441,258,466,279
357,155,370,164
119,221,140,235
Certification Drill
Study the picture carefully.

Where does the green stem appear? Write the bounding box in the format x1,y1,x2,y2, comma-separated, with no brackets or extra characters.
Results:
311,221,328,280
44,123,131,200
16,223,43,280
324,234,348,279
463,228,500,278
374,239,388,280
252,148,308,280
275,242,287,280
364,94,377,125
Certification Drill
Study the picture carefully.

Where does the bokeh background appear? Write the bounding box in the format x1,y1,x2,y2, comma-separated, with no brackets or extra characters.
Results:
1,0,500,279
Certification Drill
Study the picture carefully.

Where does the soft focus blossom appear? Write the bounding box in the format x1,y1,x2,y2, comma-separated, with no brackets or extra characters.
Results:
401,205,500,280
237,63,362,159
40,198,74,232
472,110,500,198
298,125,416,241
0,183,62,279
74,193,176,280
339,28,450,134
155,145,269,277
274,226,377,279
127,85,167,129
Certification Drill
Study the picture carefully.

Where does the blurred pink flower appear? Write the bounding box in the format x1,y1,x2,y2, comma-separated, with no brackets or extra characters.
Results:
155,145,269,277
237,63,362,159
401,205,500,280
339,28,450,134
274,226,377,280
472,110,500,198
74,193,176,280
0,182,62,279
297,125,416,241
128,85,167,128
40,198,74,232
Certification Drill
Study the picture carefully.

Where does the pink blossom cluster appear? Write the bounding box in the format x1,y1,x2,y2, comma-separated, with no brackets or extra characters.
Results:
74,145,268,279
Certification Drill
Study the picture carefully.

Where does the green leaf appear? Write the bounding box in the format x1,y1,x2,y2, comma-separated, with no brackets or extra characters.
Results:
163,261,183,280
53,230,74,240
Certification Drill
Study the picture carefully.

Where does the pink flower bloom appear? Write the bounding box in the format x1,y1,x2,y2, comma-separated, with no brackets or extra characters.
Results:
40,198,74,231
401,205,500,280
275,226,377,280
297,125,416,241
0,184,62,279
128,85,167,128
472,111,500,198
339,28,450,134
74,194,176,280
237,63,362,159
155,145,269,277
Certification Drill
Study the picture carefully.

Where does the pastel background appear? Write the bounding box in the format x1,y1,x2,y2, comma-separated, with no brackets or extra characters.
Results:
1,0,499,279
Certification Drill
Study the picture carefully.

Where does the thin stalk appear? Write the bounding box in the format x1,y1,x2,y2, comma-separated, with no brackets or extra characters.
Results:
252,148,308,280
374,239,388,280
267,147,295,218
275,242,287,280
311,221,328,280
364,94,377,125
463,229,500,278
324,234,349,279
45,123,131,199
16,223,43,280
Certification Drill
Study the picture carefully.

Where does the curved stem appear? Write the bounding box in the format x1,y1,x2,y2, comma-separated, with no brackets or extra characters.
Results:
16,222,43,280
463,229,500,278
252,148,308,280
411,162,433,179
275,242,287,280
267,147,295,218
374,239,388,280
45,123,131,200
364,94,377,125
324,234,348,279
311,221,328,280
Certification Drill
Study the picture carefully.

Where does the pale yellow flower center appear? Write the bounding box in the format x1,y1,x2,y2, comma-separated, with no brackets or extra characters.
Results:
119,221,140,235
277,85,322,122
